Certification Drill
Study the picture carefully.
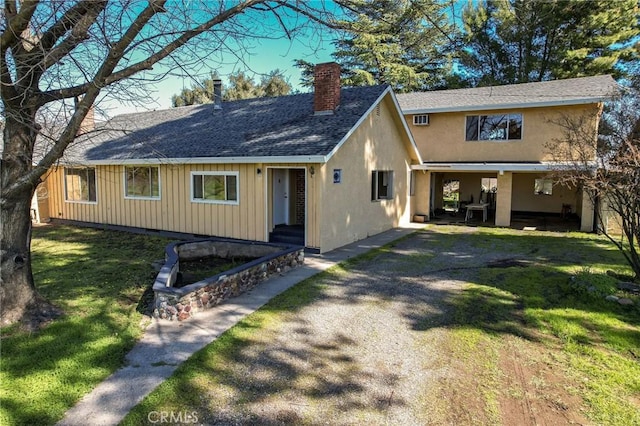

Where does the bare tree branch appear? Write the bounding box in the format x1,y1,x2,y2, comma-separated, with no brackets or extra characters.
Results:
0,0,38,51
39,1,108,70
38,0,267,105
547,95,640,278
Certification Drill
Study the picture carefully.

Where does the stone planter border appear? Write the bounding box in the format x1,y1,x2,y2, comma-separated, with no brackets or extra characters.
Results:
153,238,304,321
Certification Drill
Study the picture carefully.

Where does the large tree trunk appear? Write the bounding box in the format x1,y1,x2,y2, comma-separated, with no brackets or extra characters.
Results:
0,186,40,325
1,111,60,327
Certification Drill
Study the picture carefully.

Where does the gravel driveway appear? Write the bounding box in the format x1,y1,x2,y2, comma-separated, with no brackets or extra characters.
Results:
195,228,507,425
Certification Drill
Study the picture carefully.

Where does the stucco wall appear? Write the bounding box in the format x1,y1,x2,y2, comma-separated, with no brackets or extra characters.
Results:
412,171,430,217
511,173,580,214
319,95,413,253
407,104,600,162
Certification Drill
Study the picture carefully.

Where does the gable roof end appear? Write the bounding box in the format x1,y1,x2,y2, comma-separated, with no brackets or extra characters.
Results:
323,86,422,164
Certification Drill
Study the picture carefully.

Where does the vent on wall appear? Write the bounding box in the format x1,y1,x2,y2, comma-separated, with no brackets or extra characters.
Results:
413,114,429,126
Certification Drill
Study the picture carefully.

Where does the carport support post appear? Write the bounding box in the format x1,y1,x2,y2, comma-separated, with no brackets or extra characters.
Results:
414,171,431,220
495,172,513,227
580,189,595,232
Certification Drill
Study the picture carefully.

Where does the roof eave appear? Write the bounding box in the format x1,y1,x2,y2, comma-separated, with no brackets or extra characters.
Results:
411,161,597,172
388,89,424,164
62,155,329,166
324,86,423,164
402,96,610,115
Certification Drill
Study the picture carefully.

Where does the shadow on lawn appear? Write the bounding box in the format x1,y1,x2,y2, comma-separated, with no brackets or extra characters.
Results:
125,227,640,425
325,229,638,339
0,297,152,425
1,225,170,426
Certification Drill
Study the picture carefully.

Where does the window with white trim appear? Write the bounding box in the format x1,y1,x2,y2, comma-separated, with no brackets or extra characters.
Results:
466,114,522,141
534,178,553,195
413,114,429,125
64,167,97,202
191,172,238,204
371,170,393,201
125,166,160,199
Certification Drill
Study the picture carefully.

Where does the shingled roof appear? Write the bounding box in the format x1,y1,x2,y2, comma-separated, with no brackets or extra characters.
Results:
68,84,390,164
397,75,619,114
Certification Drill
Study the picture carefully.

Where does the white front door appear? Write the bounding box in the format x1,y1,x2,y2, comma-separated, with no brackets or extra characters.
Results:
273,169,289,226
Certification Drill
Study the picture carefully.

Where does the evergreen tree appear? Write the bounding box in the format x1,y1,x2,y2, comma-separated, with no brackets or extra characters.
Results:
293,59,316,90
260,70,292,97
296,0,456,92
171,70,291,106
225,71,260,100
459,0,639,86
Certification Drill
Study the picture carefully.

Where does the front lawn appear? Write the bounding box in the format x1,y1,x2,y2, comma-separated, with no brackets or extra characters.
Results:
121,226,640,425
2,225,639,425
0,225,171,426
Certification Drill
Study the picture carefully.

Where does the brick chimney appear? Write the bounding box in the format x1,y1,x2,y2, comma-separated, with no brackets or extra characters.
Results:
74,96,95,135
314,62,341,115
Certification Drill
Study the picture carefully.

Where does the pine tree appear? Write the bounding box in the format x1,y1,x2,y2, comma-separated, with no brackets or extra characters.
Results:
297,0,456,92
459,0,639,86
171,70,291,106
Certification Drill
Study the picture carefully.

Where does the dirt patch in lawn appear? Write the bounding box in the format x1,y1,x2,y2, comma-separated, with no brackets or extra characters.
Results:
428,328,590,426
496,336,589,425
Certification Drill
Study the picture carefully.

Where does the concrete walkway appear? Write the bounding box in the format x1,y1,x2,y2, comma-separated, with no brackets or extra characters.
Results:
57,225,423,426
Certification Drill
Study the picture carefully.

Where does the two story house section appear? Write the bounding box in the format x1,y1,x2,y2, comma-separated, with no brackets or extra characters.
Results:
397,75,619,231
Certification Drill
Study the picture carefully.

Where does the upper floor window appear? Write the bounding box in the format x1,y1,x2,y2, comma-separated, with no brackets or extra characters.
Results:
65,167,97,203
191,171,238,204
371,170,393,201
466,114,522,141
413,114,429,126
125,166,160,199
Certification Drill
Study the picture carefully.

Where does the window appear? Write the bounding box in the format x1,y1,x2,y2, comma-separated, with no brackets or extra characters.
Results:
125,166,160,199
466,114,522,141
371,170,393,201
481,177,497,193
191,172,238,204
534,178,553,195
65,167,97,202
413,114,429,125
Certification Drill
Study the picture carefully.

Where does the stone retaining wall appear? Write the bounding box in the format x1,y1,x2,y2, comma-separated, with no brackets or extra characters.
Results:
153,239,304,321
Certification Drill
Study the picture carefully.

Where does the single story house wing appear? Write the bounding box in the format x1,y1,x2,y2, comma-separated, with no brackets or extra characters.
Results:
42,63,422,253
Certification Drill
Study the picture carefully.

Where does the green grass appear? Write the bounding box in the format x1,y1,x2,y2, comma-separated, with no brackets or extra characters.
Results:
121,268,333,426
0,225,171,426
123,225,640,425
3,225,640,425
451,228,640,425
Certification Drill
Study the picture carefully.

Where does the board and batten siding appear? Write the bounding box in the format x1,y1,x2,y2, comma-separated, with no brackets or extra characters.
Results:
46,163,318,246
47,164,266,241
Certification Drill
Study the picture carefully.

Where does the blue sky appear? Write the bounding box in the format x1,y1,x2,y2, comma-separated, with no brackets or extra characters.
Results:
96,0,467,118
99,8,338,117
